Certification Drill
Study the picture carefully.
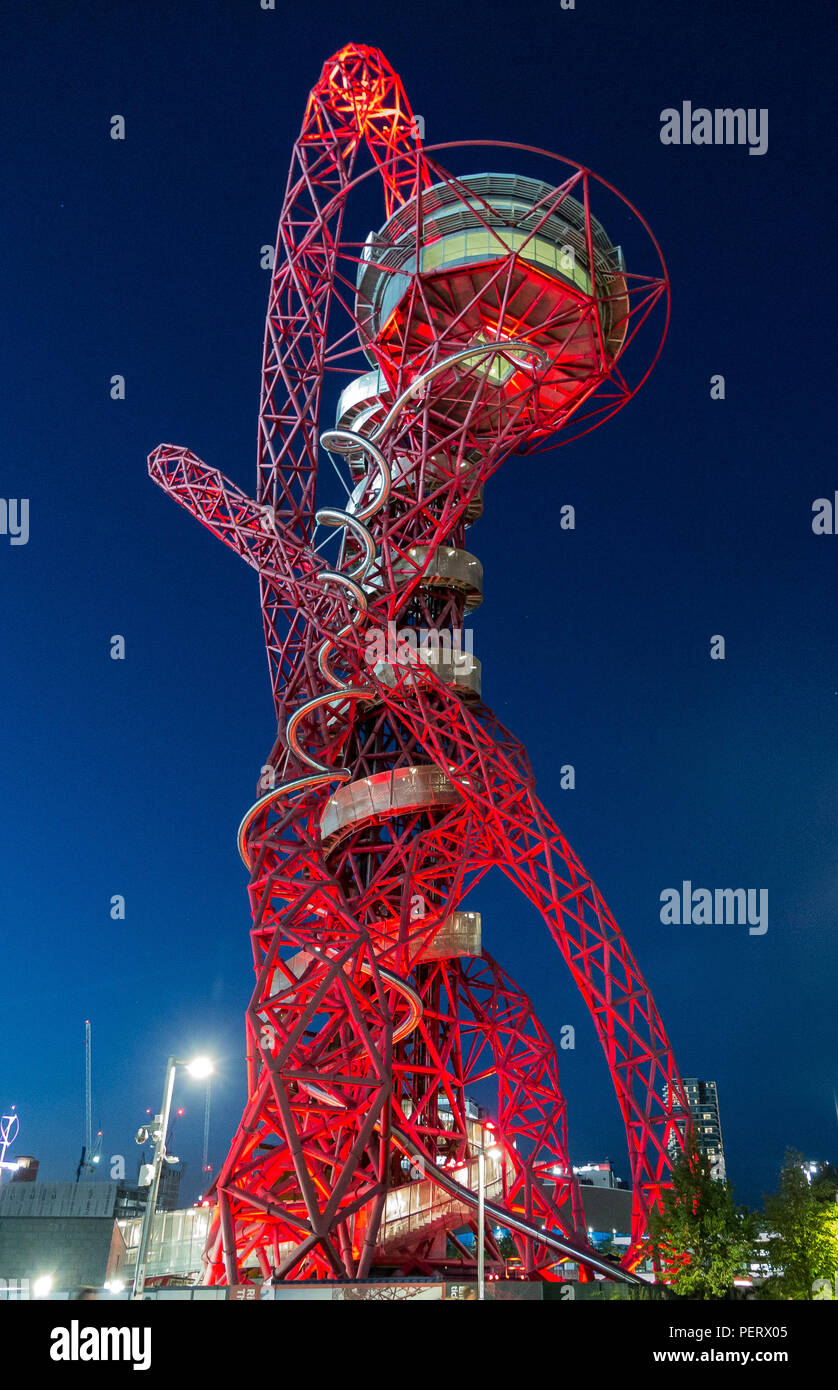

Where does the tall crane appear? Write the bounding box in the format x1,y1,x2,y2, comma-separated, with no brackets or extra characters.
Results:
75,1020,103,1181
201,1076,212,1177
84,1019,91,1156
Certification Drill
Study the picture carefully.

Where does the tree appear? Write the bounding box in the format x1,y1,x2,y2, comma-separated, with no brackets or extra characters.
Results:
810,1163,838,1208
759,1151,838,1300
645,1141,758,1297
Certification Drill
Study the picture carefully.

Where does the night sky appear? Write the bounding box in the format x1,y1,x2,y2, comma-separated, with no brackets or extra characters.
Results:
2,0,834,1212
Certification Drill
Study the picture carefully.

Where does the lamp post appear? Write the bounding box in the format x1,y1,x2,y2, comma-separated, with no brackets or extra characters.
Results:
132,1056,213,1300
477,1146,485,1297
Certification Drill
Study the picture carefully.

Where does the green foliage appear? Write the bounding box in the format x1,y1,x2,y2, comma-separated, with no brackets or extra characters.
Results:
495,1232,517,1260
759,1151,838,1300
646,1141,758,1298
810,1164,838,1207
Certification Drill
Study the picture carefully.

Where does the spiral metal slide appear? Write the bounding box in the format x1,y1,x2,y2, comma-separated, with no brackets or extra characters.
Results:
235,340,547,868
239,340,550,1129
389,1124,644,1286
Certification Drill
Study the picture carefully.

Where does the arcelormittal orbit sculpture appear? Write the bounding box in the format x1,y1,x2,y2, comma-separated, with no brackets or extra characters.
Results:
148,44,688,1284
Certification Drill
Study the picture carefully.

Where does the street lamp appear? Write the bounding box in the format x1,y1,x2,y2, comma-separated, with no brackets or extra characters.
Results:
131,1055,214,1300
186,1056,213,1080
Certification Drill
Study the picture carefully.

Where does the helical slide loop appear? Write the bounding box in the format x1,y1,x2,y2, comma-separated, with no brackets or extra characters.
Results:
238,338,547,863
238,338,549,1057
237,336,549,861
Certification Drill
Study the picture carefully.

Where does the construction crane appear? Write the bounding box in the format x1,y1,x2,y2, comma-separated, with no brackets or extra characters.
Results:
165,1106,185,1153
201,1076,212,1176
75,1020,103,1181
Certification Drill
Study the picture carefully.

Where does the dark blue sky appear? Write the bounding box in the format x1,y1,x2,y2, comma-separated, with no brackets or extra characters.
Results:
2,0,834,1210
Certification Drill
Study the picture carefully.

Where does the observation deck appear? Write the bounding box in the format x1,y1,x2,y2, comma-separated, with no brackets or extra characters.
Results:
355,172,628,373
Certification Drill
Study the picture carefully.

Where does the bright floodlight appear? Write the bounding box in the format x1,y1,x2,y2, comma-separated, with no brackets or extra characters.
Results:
33,1275,53,1298
186,1056,213,1079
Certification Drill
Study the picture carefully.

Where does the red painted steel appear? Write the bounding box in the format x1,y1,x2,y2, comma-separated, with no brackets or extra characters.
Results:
148,43,688,1283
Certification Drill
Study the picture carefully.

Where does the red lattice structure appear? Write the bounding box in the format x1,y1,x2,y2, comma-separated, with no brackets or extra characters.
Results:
148,44,688,1283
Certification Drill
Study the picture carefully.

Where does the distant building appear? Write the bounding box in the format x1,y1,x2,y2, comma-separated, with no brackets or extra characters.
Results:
678,1078,726,1180
0,1170,184,1295
2,1179,137,1221
573,1161,624,1190
550,1162,632,1250
0,1216,126,1296
120,1205,214,1286
10,1155,38,1183
129,1164,183,1214
0,1183,129,1293
578,1185,633,1248
801,1159,833,1185
0,1171,182,1224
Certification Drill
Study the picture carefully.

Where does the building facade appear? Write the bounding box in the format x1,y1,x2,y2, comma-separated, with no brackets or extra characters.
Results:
680,1078,726,1180
0,1175,182,1294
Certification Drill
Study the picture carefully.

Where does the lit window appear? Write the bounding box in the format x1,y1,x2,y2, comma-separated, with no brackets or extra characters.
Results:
534,238,557,269
462,331,519,385
465,230,490,258
498,229,526,253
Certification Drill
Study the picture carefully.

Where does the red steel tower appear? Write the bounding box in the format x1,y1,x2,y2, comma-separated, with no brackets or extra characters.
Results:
148,44,688,1284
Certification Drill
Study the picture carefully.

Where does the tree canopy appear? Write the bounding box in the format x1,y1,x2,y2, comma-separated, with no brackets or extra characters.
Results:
760,1151,838,1300
646,1141,758,1298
